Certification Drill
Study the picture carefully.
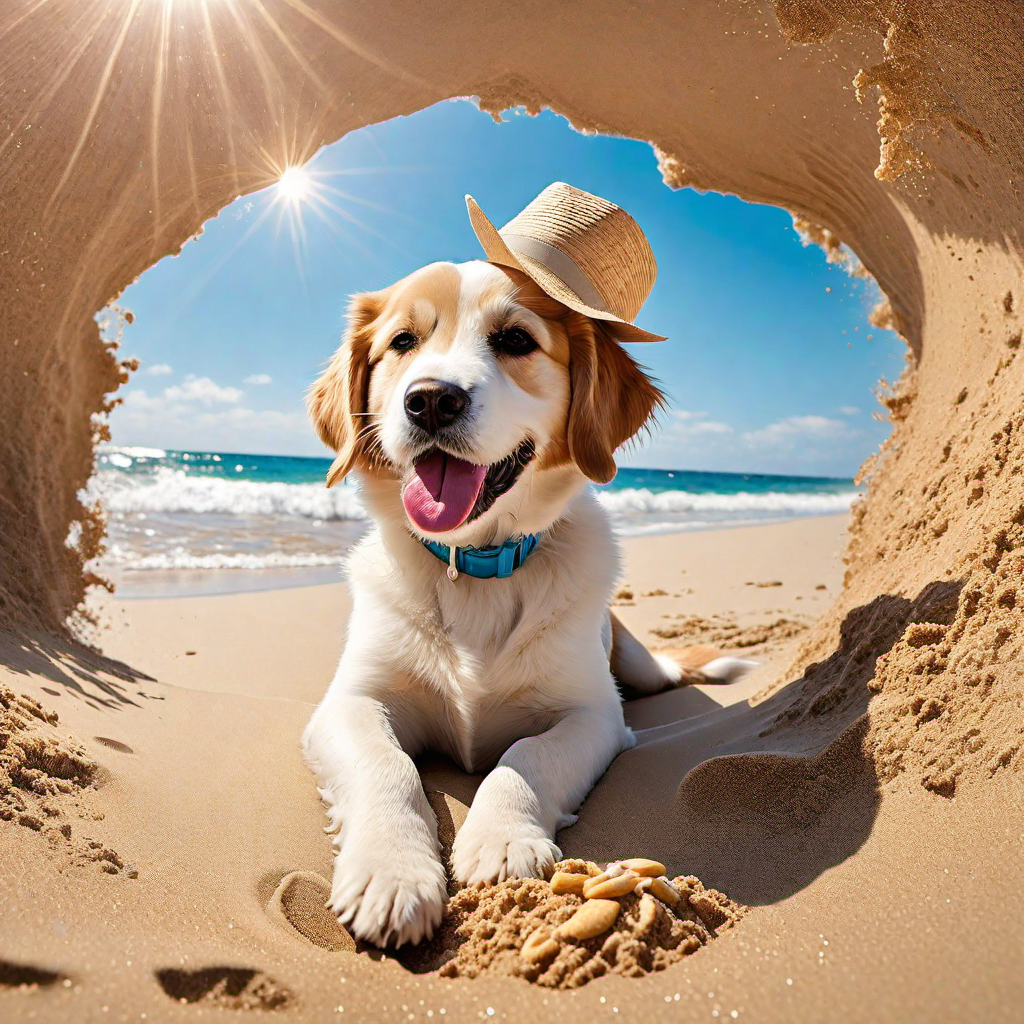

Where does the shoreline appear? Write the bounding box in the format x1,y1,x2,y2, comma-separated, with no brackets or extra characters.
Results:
94,514,849,705
102,511,852,601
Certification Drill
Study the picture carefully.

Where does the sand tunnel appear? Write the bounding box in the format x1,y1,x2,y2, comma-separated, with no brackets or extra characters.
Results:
1,0,1022,794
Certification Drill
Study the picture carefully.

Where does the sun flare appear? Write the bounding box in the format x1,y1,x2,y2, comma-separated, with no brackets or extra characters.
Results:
276,166,314,206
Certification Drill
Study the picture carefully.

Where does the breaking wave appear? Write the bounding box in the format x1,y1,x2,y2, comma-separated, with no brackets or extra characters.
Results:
92,469,855,522
93,468,368,521
595,486,858,518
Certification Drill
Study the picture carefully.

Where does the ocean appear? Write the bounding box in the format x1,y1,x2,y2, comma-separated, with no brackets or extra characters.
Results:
88,447,859,596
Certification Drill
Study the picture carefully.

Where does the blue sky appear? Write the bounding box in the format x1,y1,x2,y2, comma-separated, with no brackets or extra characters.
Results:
105,99,903,477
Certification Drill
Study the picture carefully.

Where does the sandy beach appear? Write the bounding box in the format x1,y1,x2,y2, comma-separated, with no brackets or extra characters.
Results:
1,514,1020,1021
94,516,848,706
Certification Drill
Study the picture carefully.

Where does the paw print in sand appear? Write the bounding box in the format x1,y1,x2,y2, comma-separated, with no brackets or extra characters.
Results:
267,870,356,953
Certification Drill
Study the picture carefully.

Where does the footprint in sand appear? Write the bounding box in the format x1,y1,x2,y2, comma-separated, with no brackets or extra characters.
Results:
267,870,356,953
265,791,469,954
155,967,293,1010
0,958,65,989
93,736,134,754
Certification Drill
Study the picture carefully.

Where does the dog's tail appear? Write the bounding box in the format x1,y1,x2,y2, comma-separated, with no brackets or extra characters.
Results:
609,611,758,695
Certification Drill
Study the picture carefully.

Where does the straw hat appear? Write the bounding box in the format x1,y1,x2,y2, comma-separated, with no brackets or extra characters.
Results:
466,182,666,342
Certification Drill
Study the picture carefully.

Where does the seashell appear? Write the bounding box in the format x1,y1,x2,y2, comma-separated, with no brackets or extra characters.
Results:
618,857,667,877
636,893,659,933
549,871,589,896
648,875,682,906
583,869,640,899
554,899,620,940
521,927,560,963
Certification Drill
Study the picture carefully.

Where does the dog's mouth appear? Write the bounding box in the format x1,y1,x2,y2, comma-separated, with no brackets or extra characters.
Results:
401,439,536,534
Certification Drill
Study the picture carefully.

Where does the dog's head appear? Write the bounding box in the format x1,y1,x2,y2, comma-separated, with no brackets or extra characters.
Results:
309,261,663,545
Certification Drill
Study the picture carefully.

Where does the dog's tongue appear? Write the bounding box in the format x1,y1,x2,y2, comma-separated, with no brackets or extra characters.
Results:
402,451,488,533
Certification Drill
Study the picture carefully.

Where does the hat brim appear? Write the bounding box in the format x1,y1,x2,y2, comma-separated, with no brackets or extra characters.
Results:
466,195,667,343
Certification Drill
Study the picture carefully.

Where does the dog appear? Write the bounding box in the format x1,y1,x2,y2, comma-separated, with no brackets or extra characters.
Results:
301,257,753,947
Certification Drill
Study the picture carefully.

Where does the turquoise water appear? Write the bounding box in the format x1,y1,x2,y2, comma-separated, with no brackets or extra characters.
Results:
90,446,858,576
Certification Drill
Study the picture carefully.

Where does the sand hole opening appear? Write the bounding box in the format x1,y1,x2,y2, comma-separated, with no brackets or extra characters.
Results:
0,958,65,989
90,99,903,627
83,102,913,973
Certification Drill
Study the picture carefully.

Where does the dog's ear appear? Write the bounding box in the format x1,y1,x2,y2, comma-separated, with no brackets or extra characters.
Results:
567,315,664,484
308,292,382,487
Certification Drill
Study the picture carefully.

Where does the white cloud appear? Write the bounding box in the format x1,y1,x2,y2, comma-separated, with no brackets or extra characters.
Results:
626,405,878,476
664,409,734,436
624,408,735,470
107,374,319,455
838,405,860,416
162,375,243,405
142,362,173,376
244,373,273,386
688,420,733,435
742,414,856,448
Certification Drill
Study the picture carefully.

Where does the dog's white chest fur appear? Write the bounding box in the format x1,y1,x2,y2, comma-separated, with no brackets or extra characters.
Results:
343,492,619,772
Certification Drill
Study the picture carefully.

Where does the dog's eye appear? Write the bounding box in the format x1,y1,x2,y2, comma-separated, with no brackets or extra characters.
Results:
390,331,418,353
491,326,538,357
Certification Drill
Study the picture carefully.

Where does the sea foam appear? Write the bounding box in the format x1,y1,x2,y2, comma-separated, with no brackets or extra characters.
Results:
92,468,368,521
595,486,858,517
104,545,347,571
92,469,856,522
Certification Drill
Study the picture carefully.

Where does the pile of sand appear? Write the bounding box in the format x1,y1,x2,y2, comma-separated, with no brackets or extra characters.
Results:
394,860,742,988
0,683,126,874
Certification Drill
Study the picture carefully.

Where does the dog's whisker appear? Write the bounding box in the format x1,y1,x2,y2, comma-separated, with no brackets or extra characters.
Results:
353,423,380,444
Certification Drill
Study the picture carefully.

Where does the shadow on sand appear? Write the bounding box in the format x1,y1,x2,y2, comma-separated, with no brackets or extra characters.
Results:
0,626,155,711
421,580,963,909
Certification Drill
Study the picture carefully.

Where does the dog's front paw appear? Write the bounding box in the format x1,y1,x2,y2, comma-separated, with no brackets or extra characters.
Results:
329,826,447,947
451,812,560,886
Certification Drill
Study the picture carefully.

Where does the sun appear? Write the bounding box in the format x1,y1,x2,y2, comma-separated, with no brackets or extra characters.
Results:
254,153,399,280
276,166,313,206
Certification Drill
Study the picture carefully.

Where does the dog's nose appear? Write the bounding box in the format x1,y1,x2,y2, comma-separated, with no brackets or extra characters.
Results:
404,380,470,435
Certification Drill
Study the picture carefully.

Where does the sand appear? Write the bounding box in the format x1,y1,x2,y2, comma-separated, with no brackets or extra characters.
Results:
1,515,1022,1022
2,0,1024,1018
425,863,743,987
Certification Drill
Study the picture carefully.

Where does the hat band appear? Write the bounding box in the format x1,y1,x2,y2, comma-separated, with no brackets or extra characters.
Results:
501,232,609,314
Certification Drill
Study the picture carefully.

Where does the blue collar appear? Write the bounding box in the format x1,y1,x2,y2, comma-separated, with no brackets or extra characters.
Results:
421,534,539,581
